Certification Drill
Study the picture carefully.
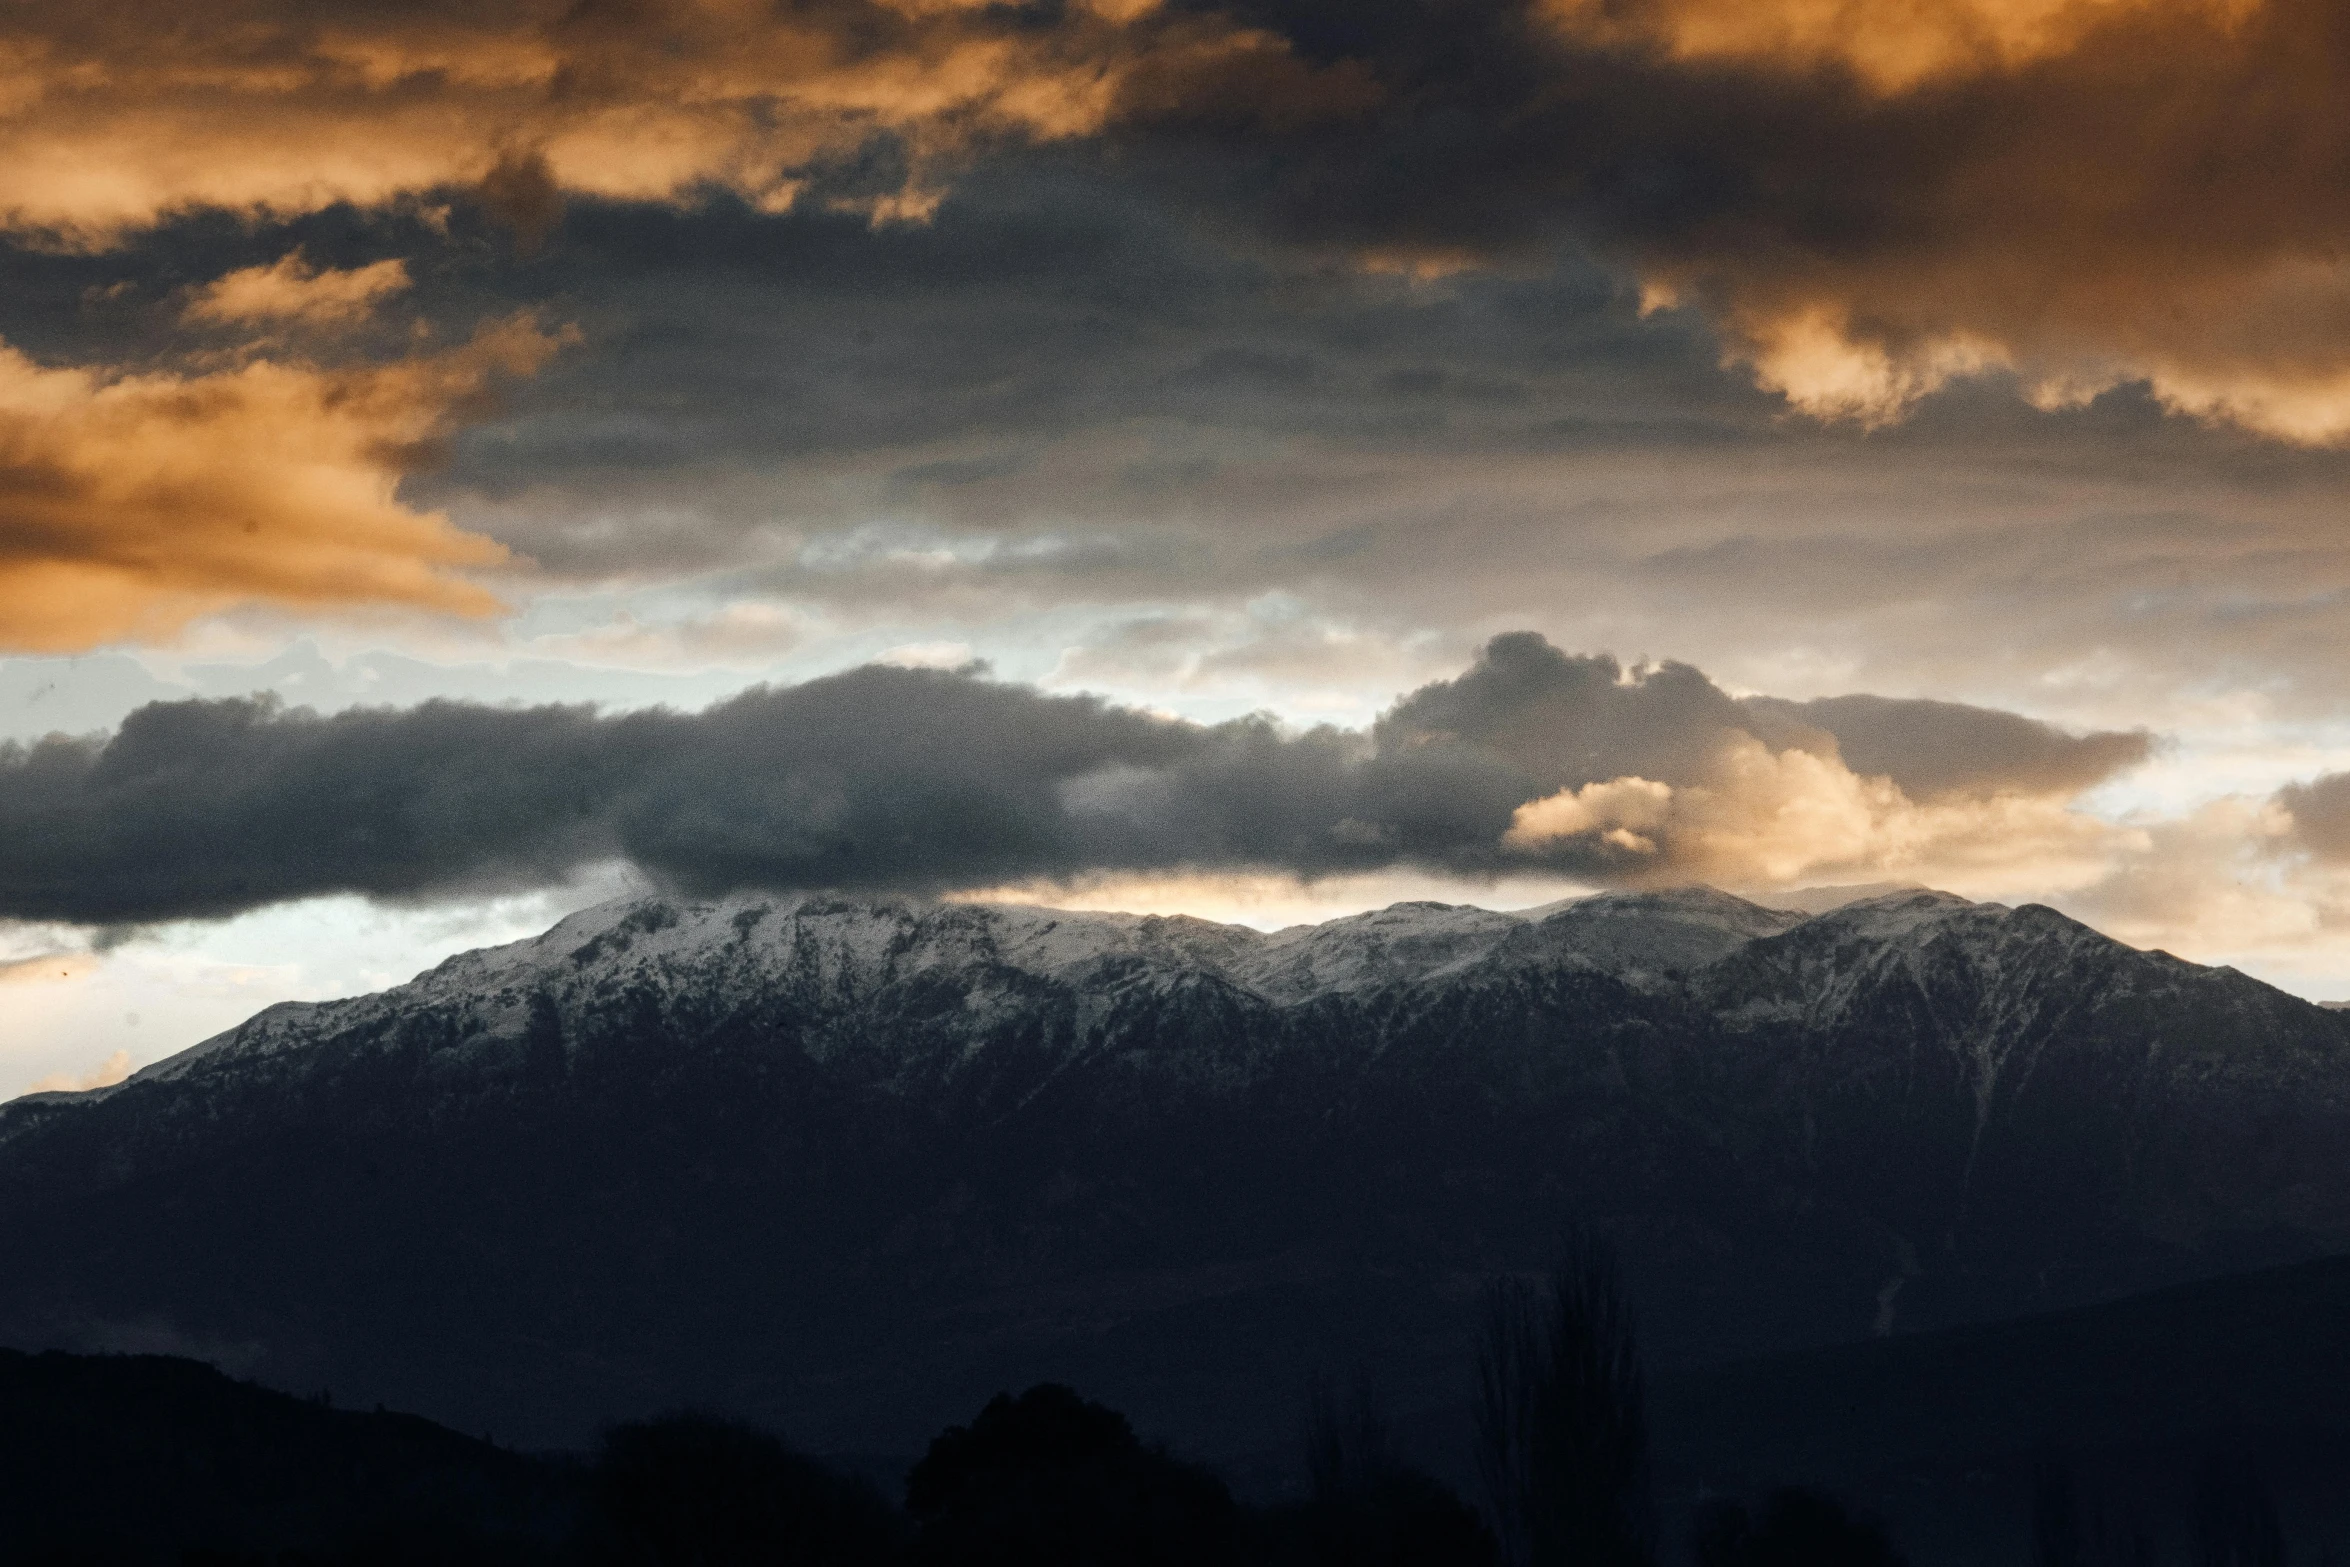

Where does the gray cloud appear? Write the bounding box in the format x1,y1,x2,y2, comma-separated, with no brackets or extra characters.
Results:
1374,633,2151,803
1377,633,1752,790
0,634,2152,925
2276,774,2350,863
20,154,2350,735
1742,694,2153,802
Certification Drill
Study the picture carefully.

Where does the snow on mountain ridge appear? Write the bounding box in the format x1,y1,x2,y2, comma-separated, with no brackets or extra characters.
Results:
57,882,2248,1108
82,887,1807,1097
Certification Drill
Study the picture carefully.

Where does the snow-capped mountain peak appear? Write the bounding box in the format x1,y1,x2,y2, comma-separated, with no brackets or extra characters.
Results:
7,880,2350,1457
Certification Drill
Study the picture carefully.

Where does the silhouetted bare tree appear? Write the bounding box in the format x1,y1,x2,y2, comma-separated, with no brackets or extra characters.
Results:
1307,1371,1393,1509
2195,1456,2288,1567
1693,1489,1903,1567
1472,1237,1653,1567
1297,1371,1494,1566
2034,1462,2085,1567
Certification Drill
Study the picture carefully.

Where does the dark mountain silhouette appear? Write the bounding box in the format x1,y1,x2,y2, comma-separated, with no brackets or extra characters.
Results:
4,886,2347,1458
0,1346,575,1563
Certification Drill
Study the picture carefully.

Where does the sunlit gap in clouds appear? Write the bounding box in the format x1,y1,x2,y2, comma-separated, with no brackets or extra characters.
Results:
950,868,1608,930
0,866,645,1099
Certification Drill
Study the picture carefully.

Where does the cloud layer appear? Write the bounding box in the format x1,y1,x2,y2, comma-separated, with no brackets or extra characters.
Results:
0,633,2150,923
8,0,2350,667
10,0,2350,443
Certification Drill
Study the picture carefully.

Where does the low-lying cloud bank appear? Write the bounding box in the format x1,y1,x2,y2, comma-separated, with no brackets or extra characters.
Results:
0,633,2149,924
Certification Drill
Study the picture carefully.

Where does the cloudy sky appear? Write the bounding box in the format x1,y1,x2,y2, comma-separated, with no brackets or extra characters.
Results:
12,0,2350,1092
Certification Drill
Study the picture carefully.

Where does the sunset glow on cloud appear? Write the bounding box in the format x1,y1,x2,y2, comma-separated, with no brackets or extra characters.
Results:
183,254,412,329
1538,0,2261,89
0,0,1362,240
0,316,559,651
1532,0,2350,442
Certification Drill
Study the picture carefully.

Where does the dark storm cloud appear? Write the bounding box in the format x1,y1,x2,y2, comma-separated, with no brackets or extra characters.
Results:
0,634,2152,924
0,662,1354,923
1742,695,2154,802
2275,774,2350,863
1376,632,1754,790
426,169,1729,491
1369,632,2149,807
1121,0,2350,440
289,164,1737,581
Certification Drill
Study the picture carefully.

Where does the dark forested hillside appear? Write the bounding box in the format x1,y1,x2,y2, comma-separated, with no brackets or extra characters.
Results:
1650,1251,2350,1564
0,1347,574,1562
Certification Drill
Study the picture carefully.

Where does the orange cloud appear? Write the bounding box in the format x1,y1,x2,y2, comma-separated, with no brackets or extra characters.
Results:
1500,736,2125,892
1551,0,2350,442
23,1048,131,1094
0,949,99,985
0,315,565,651
183,252,410,329
14,0,2346,455
0,0,1364,242
1539,0,2259,92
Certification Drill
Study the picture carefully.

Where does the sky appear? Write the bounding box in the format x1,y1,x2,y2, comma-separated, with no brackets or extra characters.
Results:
12,0,2350,1093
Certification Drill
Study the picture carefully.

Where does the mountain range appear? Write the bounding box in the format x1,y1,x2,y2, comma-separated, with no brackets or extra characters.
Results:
5,885,2347,1458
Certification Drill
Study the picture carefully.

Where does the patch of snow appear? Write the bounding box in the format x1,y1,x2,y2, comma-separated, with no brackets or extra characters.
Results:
1765,881,1926,916
1525,887,1803,976
1232,902,1529,1002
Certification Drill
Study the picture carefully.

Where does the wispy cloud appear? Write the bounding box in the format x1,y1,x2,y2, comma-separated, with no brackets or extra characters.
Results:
0,948,98,985
182,253,411,329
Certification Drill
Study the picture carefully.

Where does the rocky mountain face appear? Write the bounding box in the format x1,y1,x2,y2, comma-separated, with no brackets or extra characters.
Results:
3,887,2347,1457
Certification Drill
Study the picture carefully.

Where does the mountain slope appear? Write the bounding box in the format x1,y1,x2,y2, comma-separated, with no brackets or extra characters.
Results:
3,887,2346,1457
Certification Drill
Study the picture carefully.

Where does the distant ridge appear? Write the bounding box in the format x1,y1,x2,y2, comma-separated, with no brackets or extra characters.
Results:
1760,880,1928,915
4,886,2348,1457
0,1347,566,1560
